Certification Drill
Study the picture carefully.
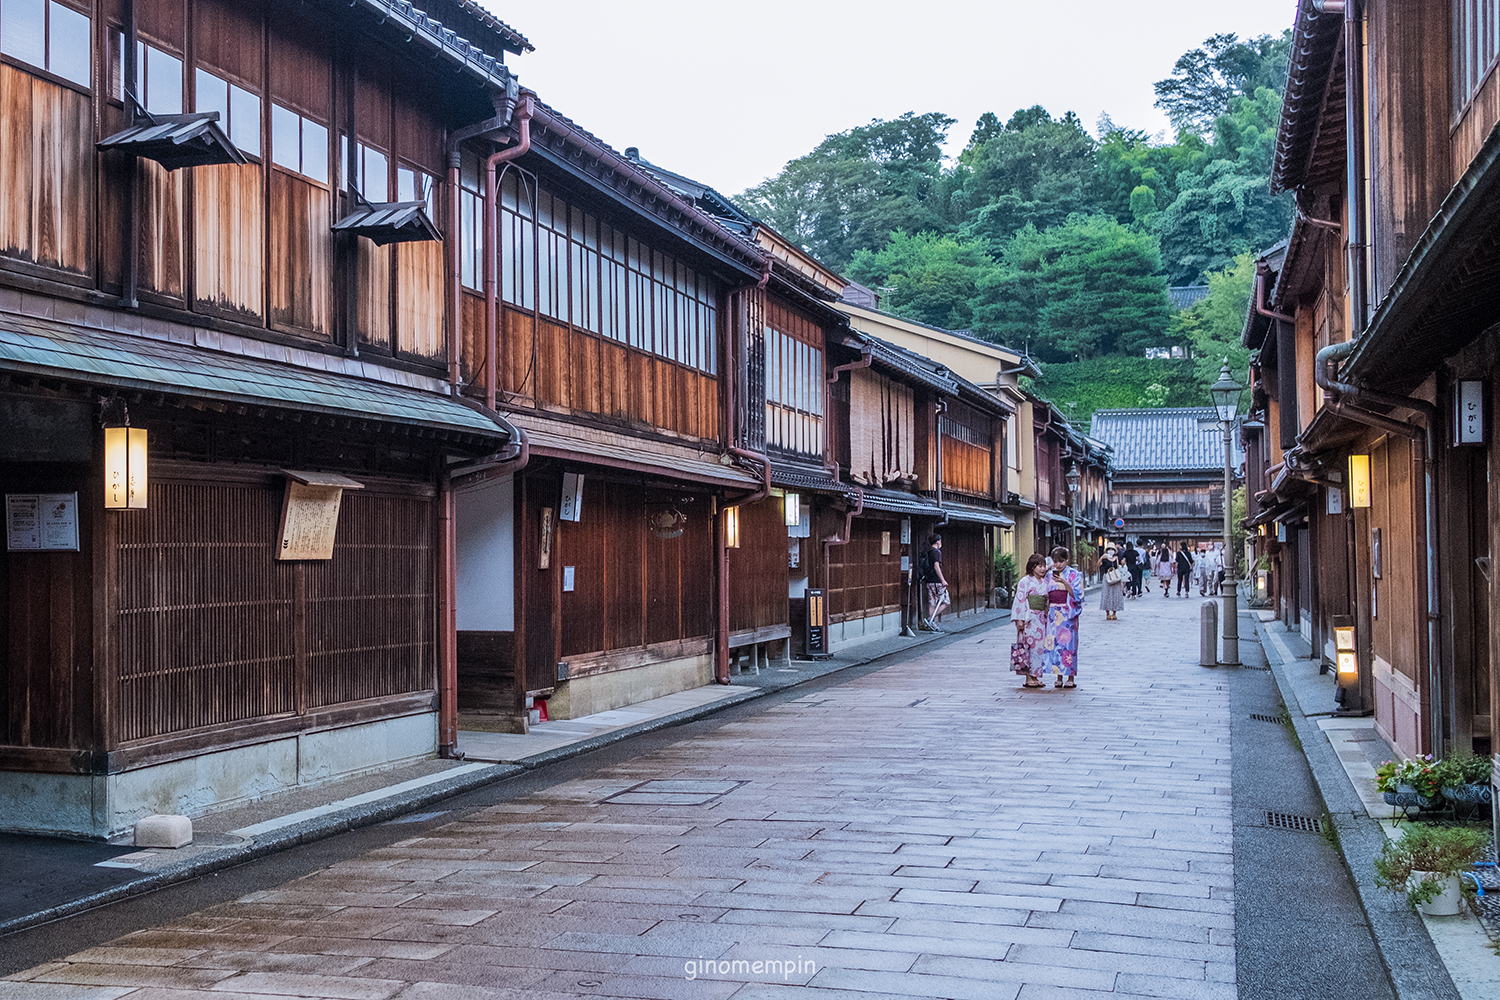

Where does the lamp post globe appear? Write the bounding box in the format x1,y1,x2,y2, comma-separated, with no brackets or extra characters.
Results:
1211,360,1243,423
1065,462,1082,563
1209,358,1242,665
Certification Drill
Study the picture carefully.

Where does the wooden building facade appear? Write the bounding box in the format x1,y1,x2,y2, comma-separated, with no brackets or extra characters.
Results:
0,0,532,838
1243,0,1500,784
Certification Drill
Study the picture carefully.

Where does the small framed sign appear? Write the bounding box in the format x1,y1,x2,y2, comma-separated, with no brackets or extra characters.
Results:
881,530,891,556
5,493,79,551
559,472,585,522
1326,488,1343,515
539,507,554,569
277,472,363,561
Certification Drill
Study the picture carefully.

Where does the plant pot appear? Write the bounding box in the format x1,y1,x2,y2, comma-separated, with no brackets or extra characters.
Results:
1410,872,1463,916
1382,785,1441,810
1443,783,1492,806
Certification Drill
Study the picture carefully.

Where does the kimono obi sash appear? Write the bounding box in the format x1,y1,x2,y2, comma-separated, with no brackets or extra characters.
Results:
1047,586,1071,604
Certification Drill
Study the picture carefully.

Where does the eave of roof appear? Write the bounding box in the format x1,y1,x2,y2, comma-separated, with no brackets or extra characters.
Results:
341,0,524,94
522,101,768,282
1272,0,1347,195
835,301,1025,364
0,317,511,446
1343,118,1500,392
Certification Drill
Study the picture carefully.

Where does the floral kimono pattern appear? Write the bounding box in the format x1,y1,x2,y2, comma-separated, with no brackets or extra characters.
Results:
1042,566,1085,678
1010,573,1048,677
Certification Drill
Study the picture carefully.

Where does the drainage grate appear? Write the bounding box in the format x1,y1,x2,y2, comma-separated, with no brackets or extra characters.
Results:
1266,811,1323,834
1250,713,1282,723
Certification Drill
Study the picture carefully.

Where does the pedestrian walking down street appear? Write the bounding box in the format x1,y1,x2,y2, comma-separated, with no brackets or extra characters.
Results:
1042,546,1085,688
1175,544,1194,597
1010,553,1050,689
1155,546,1174,597
919,533,950,631
1122,540,1144,598
1210,543,1226,593
1099,545,1125,620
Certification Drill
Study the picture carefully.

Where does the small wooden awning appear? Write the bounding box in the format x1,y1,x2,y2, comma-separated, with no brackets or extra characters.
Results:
97,113,247,171
332,202,442,246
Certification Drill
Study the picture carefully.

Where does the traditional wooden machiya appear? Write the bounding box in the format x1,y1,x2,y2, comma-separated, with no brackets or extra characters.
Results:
0,0,533,838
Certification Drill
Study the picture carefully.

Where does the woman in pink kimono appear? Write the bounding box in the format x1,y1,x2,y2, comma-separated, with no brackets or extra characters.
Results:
1042,546,1085,688
1010,554,1050,688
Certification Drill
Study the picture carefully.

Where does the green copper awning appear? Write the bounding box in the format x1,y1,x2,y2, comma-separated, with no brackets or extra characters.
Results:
0,317,511,445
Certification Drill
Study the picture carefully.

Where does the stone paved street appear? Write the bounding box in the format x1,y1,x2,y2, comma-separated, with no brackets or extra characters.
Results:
4,594,1249,999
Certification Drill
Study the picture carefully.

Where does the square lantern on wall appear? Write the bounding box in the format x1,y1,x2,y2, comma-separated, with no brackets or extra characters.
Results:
1347,454,1371,508
784,492,801,527
104,426,148,509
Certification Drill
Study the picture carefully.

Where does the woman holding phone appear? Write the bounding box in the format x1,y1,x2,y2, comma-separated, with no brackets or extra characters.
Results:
1011,553,1051,688
1041,546,1086,688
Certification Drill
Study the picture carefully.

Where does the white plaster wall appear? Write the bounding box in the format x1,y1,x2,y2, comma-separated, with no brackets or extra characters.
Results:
455,474,514,631
829,611,903,652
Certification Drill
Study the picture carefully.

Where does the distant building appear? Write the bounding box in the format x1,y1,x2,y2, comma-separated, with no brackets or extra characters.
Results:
1090,408,1241,543
1169,285,1211,310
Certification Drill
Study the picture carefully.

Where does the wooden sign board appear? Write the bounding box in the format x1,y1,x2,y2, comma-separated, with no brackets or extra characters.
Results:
277,471,363,561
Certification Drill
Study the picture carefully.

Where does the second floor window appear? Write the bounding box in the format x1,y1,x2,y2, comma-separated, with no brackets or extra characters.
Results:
195,68,260,157
1454,0,1500,111
271,103,328,184
1,0,89,88
397,165,436,214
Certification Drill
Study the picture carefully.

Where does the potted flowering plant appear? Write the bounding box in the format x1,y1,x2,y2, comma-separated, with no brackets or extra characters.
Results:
1376,756,1444,810
1437,752,1494,815
1373,823,1489,915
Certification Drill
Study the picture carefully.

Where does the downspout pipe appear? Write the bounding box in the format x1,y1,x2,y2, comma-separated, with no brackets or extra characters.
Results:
437,474,459,756
934,397,948,526
484,94,536,412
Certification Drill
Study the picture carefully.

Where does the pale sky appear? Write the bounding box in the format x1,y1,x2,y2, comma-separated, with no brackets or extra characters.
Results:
480,1,1300,196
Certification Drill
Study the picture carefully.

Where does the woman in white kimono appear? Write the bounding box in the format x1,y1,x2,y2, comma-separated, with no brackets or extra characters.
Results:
1010,553,1050,688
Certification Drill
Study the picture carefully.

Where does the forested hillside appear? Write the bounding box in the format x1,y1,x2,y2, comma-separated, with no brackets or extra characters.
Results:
734,32,1290,412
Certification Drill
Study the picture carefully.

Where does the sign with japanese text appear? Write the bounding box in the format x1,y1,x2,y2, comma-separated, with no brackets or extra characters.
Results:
5,493,79,551
1454,380,1484,445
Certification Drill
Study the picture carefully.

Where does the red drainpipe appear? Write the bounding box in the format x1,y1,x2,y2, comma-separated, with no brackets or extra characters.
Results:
484,94,535,411
437,475,459,756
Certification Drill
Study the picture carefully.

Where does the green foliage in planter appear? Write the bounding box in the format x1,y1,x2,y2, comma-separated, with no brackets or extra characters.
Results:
994,552,1018,593
1375,756,1442,798
1437,750,1494,789
1372,824,1489,910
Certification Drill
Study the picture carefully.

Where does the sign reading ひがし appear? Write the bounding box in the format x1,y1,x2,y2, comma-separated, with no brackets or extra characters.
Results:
276,471,364,560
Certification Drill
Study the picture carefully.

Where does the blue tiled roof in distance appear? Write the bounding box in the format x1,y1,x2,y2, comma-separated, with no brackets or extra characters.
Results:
1089,407,1241,472
1168,285,1210,310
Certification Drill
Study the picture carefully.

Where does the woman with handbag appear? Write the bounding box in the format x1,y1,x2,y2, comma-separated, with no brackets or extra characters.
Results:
1010,553,1050,689
1042,547,1086,688
1099,545,1125,621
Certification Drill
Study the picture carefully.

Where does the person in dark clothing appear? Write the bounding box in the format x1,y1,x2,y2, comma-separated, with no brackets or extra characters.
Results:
1175,544,1195,597
919,534,949,630
1122,541,1144,598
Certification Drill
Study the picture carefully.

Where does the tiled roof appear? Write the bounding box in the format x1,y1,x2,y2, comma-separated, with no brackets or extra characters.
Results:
1168,285,1210,310
1089,408,1239,472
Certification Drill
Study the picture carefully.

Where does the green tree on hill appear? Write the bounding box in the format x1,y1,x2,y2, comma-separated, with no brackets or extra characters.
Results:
735,112,955,271
971,215,1173,361
1176,252,1257,397
1154,31,1293,136
847,231,996,330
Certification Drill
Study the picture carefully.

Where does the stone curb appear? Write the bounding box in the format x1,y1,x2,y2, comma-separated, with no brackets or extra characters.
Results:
0,609,1010,939
1251,617,1462,1000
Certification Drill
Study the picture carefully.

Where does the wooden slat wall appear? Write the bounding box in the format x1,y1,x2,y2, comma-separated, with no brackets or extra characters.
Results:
941,525,988,616
499,304,719,439
114,477,434,742
542,476,715,663
1369,435,1419,682
848,369,915,487
0,66,92,274
941,402,993,499
194,163,264,317
0,466,93,751
728,496,789,635
827,518,901,623
138,160,184,300
396,240,444,360
357,240,391,350
268,173,332,338
306,490,433,707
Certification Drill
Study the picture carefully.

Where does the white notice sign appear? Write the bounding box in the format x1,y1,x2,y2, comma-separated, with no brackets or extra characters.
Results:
5,493,80,551
277,482,344,560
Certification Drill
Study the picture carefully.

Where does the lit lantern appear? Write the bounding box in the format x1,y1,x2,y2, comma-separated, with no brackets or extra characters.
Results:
104,426,148,509
784,492,801,527
724,505,740,548
1332,615,1357,676
1348,454,1371,508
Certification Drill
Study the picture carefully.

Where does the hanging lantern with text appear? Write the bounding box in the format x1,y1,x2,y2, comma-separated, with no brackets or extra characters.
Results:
104,427,148,509
1347,454,1371,508
783,492,801,527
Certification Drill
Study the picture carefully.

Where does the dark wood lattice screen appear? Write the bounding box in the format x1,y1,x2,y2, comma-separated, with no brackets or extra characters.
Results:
116,479,434,742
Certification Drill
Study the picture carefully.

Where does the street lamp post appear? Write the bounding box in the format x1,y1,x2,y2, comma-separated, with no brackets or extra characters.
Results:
1210,360,1243,665
1066,463,1082,566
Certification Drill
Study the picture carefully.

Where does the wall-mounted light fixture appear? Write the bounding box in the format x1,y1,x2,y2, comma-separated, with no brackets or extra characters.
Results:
104,425,148,509
784,492,801,527
724,506,740,548
1332,614,1357,676
1348,454,1371,508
